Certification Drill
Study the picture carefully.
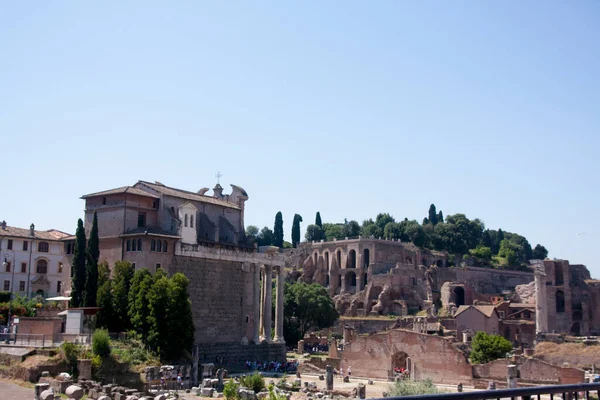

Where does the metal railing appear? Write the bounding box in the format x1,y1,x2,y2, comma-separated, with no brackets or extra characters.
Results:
371,382,600,400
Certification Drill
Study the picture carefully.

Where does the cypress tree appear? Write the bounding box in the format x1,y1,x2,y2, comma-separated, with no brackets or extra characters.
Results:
438,210,444,224
83,212,99,307
273,212,284,248
128,268,154,337
71,219,87,308
315,212,322,228
291,214,303,248
95,262,113,330
112,261,134,333
428,204,438,226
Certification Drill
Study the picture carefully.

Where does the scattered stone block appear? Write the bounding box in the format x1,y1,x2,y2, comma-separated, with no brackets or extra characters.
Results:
343,376,349,383
66,385,84,400
125,396,139,400
215,393,223,398
257,391,269,400
318,375,324,381
41,371,50,377
40,389,54,400
307,382,317,390
316,392,324,398
201,387,215,397
357,383,366,399
98,396,111,400
154,395,167,400
293,378,301,387
238,388,257,400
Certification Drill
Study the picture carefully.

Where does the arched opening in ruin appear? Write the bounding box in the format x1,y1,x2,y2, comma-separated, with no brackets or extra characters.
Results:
348,250,356,268
338,274,342,288
363,273,368,288
555,263,564,286
314,252,318,266
391,351,410,377
572,310,582,321
325,252,330,270
363,249,370,268
556,290,565,313
349,271,357,288
337,250,342,268
405,257,412,264
436,260,443,267
325,274,330,287
369,286,383,300
454,287,465,307
570,322,581,336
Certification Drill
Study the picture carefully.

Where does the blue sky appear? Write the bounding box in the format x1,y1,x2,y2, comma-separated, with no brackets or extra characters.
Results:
1,2,598,275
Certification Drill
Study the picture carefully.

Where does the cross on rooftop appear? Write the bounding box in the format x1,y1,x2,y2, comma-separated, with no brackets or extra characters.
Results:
215,171,223,184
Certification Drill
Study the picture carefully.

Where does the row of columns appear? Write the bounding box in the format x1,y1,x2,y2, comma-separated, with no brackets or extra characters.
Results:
252,264,285,344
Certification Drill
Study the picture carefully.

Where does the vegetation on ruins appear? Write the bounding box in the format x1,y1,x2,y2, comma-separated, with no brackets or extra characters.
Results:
386,378,441,397
470,331,513,364
224,379,239,399
315,211,322,228
291,214,303,248
283,282,339,345
240,371,266,393
95,262,194,361
84,211,99,307
92,328,111,358
273,211,284,248
294,204,548,270
71,218,87,307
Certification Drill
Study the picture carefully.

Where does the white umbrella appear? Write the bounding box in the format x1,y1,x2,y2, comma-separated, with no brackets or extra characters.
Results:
45,296,71,301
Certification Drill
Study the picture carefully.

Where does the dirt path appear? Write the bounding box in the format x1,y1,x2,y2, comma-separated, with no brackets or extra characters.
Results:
0,380,33,400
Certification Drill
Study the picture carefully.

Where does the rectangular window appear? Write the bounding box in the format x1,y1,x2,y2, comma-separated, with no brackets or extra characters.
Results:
499,311,505,319
57,281,62,293
131,263,136,269
58,263,63,274
152,200,158,209
23,241,28,251
65,242,75,255
126,240,131,251
5,262,10,273
7,240,12,250
138,212,146,228
151,240,156,252
137,239,142,251
156,263,161,271
157,240,162,252
163,241,167,253
21,262,26,273
3,281,9,291
19,281,25,292
132,240,137,252
102,197,107,205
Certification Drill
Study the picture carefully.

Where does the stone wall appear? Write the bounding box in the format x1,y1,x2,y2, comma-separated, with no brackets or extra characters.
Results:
340,329,473,384
472,357,584,385
171,256,253,344
332,318,397,335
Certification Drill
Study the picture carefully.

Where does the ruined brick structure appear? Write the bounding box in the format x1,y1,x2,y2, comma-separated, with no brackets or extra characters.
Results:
81,181,286,365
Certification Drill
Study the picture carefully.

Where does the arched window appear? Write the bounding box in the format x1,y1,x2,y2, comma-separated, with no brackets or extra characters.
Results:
337,250,341,267
325,252,330,271
163,241,168,252
556,290,565,313
363,249,370,268
38,242,49,252
348,250,356,268
151,239,156,251
363,273,368,287
190,215,194,228
157,240,162,252
36,259,48,274
350,272,357,286
185,214,188,227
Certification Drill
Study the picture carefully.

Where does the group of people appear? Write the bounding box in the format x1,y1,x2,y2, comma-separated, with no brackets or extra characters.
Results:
244,360,299,373
303,342,329,354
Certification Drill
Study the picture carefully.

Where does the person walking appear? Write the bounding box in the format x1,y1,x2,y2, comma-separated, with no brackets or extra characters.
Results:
347,366,351,377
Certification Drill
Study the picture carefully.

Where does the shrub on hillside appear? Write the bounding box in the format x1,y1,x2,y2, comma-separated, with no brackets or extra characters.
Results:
92,329,111,358
470,331,513,364
223,379,239,400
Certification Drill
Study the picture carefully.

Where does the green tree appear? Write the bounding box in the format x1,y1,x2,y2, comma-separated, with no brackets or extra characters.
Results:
246,225,259,242
469,245,492,260
128,268,154,337
111,261,134,333
95,262,113,330
84,212,99,307
428,204,438,226
375,213,395,232
273,212,284,248
470,331,513,364
405,221,427,247
305,224,324,242
498,239,518,266
291,214,303,248
342,220,361,238
257,227,275,246
147,271,170,355
362,219,382,238
283,282,339,345
71,219,87,308
437,210,444,224
323,223,344,241
532,244,548,260
92,328,111,358
315,212,322,228
165,273,195,360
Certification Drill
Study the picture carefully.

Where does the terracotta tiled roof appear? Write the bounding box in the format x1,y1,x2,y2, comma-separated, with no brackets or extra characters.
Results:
80,186,159,199
0,225,72,241
135,181,240,210
509,303,535,309
455,305,497,318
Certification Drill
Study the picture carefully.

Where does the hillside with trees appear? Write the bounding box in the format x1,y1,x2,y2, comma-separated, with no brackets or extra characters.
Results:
248,204,548,271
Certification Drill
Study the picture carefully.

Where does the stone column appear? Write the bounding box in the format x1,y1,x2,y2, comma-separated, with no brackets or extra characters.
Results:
262,265,273,343
326,365,334,391
340,273,346,295
253,264,261,344
274,265,285,343
507,364,518,388
534,262,548,334
259,265,265,339
356,273,362,294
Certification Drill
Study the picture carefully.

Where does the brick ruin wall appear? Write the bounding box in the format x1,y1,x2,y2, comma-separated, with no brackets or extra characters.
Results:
472,357,584,385
341,329,473,385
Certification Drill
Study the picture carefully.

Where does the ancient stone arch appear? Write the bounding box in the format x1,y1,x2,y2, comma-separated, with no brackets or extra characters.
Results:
347,249,357,268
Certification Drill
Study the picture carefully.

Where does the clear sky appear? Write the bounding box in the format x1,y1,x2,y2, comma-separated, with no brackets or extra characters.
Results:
1,2,598,275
